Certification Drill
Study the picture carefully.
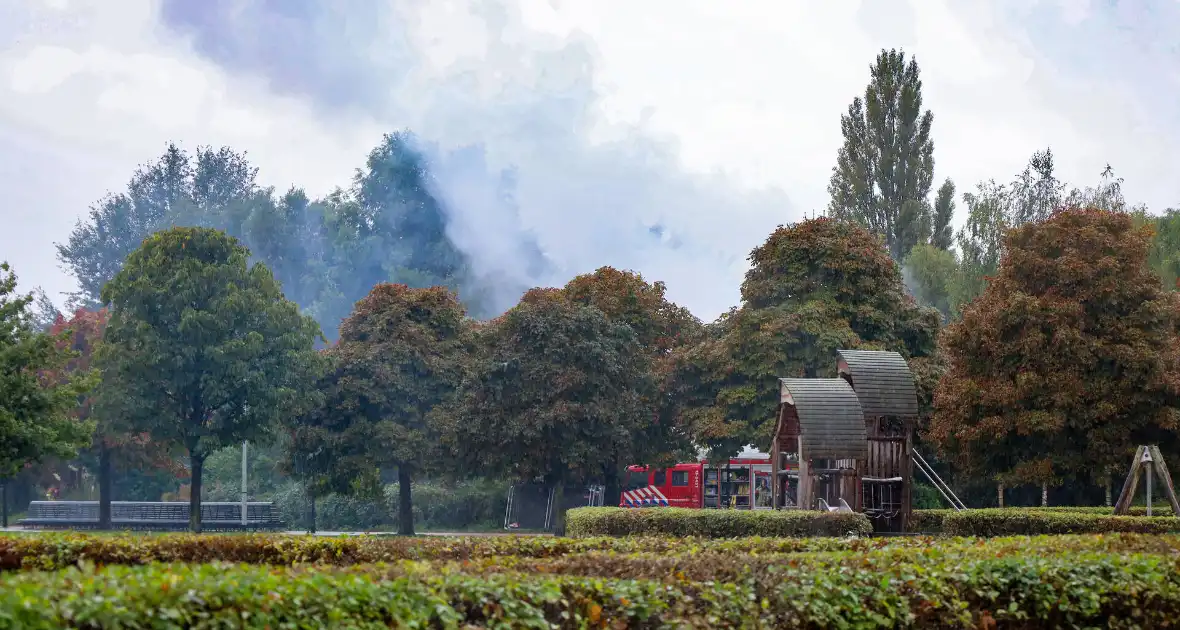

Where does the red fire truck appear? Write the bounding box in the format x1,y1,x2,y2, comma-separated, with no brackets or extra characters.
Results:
621,447,798,509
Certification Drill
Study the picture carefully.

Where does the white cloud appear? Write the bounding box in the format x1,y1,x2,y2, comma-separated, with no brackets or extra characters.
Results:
1,0,1177,319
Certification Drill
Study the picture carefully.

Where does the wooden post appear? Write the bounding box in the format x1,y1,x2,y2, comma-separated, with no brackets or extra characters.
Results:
771,438,779,510
1147,446,1180,516
901,420,913,531
1114,446,1149,515
997,483,1004,508
1104,473,1112,508
1146,460,1154,517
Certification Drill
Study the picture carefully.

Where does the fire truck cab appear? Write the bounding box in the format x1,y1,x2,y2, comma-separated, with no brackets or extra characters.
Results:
621,446,790,509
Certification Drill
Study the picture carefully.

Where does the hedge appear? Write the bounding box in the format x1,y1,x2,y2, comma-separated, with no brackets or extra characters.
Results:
910,506,1175,533
3,548,1180,627
566,507,872,538
942,509,1180,537
6,531,1180,572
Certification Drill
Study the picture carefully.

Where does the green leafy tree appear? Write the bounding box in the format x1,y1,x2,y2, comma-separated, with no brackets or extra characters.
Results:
1009,148,1063,226
289,284,468,536
929,208,1180,492
561,266,702,504
828,49,936,261
57,144,259,309
96,227,322,532
442,288,653,534
671,218,941,457
903,243,958,320
930,178,956,251
952,179,1008,314
1144,209,1180,290
0,263,93,512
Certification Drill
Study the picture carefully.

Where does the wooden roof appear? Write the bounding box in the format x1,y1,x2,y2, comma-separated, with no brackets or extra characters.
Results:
779,378,868,460
836,349,919,418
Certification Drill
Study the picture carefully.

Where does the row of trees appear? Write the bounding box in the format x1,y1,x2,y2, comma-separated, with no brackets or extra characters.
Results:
6,204,1178,531
6,47,1180,532
826,48,1180,323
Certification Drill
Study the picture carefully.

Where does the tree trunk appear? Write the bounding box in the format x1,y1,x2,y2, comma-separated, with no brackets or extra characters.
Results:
98,445,113,530
997,483,1004,508
1041,482,1049,507
189,453,205,534
1104,475,1112,507
604,466,621,508
397,466,414,537
1,480,7,529
306,484,316,534
549,483,567,537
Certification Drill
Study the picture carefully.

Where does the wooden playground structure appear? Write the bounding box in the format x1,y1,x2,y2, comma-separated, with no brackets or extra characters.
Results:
770,349,961,533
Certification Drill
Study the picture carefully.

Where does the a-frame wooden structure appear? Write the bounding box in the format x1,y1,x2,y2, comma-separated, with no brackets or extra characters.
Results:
1113,445,1180,516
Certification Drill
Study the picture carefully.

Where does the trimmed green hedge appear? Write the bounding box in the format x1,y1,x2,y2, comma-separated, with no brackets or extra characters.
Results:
566,506,872,538
910,506,1175,533
942,509,1180,537
8,531,1180,571
4,547,1180,627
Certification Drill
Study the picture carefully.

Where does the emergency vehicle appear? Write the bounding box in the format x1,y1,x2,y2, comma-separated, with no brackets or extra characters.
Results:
620,446,798,509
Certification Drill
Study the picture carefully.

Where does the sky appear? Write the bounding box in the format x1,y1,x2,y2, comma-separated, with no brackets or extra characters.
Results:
1,0,1178,321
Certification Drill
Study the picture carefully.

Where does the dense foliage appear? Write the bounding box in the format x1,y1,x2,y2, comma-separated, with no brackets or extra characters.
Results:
561,267,703,502
670,218,941,456
0,263,93,482
930,208,1180,491
289,284,469,535
4,532,1180,627
566,506,872,538
44,308,179,527
442,288,655,534
827,48,940,261
95,227,322,531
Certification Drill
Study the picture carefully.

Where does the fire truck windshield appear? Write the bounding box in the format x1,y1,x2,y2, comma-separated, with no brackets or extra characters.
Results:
625,470,648,491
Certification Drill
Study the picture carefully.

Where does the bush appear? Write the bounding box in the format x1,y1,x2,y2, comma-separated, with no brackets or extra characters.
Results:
6,531,1180,572
566,507,872,538
4,545,1180,627
909,506,1176,533
942,509,1180,536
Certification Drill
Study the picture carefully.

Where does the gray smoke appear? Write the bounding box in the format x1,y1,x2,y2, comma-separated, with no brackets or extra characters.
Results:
156,0,790,318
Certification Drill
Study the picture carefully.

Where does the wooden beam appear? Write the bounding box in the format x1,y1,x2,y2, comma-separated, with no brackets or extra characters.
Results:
1148,445,1180,516
1113,446,1149,515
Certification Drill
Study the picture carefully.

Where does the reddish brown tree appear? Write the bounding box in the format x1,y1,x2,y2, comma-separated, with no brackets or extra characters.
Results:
290,284,469,535
669,218,941,457
442,287,654,534
929,207,1180,492
562,267,702,503
45,308,181,527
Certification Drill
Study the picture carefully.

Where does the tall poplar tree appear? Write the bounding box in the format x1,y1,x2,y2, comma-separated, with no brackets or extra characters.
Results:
828,48,936,261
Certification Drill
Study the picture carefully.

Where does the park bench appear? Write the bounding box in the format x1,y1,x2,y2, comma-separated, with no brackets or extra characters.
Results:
17,501,285,531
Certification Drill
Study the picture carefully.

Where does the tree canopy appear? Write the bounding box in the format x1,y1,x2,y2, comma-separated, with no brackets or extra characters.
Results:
929,208,1180,489
560,266,702,500
827,48,936,262
56,135,476,340
670,218,941,457
442,288,654,533
289,284,469,535
96,227,322,531
0,263,93,481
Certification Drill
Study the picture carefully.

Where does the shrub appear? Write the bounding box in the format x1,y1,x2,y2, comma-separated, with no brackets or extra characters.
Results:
565,507,872,538
3,548,1180,627
6,531,1180,572
942,509,1180,536
909,506,1176,533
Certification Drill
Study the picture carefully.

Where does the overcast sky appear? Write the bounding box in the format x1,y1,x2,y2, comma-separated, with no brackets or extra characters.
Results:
2,0,1177,320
